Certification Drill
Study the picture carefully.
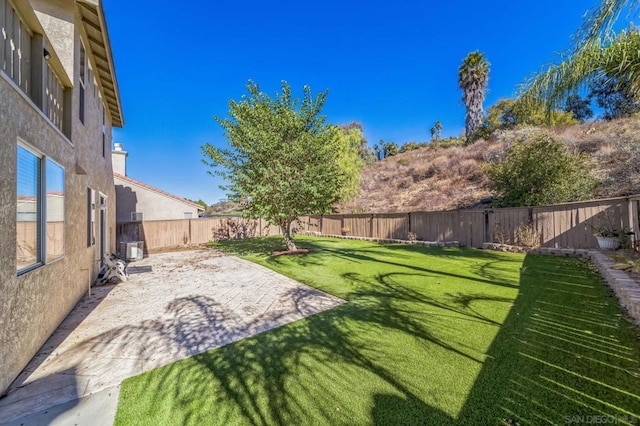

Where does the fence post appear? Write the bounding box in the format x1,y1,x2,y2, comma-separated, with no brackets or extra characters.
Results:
484,210,491,243
320,215,323,235
370,214,374,238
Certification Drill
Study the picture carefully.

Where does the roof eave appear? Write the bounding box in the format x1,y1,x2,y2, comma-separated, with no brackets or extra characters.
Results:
77,0,123,127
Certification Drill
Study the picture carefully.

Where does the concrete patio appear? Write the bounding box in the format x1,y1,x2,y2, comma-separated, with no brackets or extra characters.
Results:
0,249,344,425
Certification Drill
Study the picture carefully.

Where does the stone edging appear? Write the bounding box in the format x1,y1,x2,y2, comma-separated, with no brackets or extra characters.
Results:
482,243,640,327
303,232,459,247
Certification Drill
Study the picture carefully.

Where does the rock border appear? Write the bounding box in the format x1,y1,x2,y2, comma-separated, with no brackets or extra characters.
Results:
303,232,459,247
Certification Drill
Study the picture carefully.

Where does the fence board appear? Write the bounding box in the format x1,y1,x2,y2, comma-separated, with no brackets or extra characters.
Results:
374,213,409,239
344,214,372,238
322,215,343,235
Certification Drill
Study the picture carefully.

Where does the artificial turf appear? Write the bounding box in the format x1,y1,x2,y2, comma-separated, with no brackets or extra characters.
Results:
115,236,640,425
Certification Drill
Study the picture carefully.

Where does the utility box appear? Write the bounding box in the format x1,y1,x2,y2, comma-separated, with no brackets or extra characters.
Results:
119,241,144,262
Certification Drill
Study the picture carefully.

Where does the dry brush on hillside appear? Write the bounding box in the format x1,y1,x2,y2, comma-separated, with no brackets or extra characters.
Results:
338,117,640,213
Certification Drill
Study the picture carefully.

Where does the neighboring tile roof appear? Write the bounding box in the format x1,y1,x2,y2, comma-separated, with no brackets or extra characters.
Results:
114,173,205,211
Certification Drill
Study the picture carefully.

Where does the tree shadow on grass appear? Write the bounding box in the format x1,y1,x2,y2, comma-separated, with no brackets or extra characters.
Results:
115,241,640,425
115,248,521,425
216,236,522,292
456,254,640,424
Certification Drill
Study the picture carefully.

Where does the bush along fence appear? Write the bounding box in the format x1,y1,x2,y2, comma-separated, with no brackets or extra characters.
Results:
116,217,281,254
116,195,640,253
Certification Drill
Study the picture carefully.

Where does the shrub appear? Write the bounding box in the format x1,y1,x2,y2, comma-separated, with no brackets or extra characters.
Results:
213,218,258,241
400,142,420,153
428,137,464,150
483,134,597,207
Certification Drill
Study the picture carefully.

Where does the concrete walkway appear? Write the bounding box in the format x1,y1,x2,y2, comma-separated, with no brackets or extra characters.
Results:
0,249,344,425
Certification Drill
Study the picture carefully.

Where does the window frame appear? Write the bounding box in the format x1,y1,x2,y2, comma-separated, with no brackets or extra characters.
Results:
87,188,95,247
131,212,143,222
78,41,86,124
16,140,65,275
16,142,43,274
45,157,65,263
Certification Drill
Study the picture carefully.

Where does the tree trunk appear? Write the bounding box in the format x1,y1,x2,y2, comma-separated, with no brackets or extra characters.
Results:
282,220,297,251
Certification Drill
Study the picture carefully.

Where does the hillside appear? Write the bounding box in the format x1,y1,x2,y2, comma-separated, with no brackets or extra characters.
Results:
339,117,640,213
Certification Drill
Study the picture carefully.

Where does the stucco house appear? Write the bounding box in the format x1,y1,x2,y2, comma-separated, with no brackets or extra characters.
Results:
112,143,204,222
0,0,123,394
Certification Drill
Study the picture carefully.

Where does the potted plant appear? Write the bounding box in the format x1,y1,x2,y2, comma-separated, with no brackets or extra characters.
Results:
341,226,350,236
592,225,633,250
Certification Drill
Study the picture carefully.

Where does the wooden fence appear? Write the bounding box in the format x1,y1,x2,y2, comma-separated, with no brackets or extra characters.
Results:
116,216,281,253
116,196,640,253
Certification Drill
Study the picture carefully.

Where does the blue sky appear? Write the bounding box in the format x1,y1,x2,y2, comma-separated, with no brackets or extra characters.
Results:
105,0,597,205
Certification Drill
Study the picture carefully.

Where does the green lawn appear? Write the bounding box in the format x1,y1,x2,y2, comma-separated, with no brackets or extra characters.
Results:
115,236,640,425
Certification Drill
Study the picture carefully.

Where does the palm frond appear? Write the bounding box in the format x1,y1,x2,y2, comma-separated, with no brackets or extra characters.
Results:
520,30,640,109
577,0,640,47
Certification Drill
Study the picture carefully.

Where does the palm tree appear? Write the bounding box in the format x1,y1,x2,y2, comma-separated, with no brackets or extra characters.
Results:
520,0,640,109
458,51,490,144
435,121,442,140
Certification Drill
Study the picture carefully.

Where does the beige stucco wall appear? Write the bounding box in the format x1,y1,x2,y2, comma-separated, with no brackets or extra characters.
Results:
30,0,74,81
114,177,201,222
0,1,117,394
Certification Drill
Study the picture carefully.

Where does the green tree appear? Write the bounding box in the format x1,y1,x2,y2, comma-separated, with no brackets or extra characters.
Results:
187,198,208,209
202,81,361,251
589,76,640,119
481,98,576,135
435,121,442,140
458,51,490,144
374,140,399,160
563,93,594,121
335,127,364,201
338,121,376,164
483,135,596,207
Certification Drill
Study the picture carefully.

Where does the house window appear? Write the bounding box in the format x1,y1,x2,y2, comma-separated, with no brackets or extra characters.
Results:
184,212,193,219
16,143,65,273
17,145,41,271
79,42,86,124
87,188,95,246
46,159,64,262
131,212,143,222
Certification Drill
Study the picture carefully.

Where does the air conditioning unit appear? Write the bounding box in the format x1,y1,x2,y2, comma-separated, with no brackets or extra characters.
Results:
119,241,144,262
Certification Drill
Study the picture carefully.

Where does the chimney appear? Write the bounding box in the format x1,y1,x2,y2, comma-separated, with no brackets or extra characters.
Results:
111,142,128,176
